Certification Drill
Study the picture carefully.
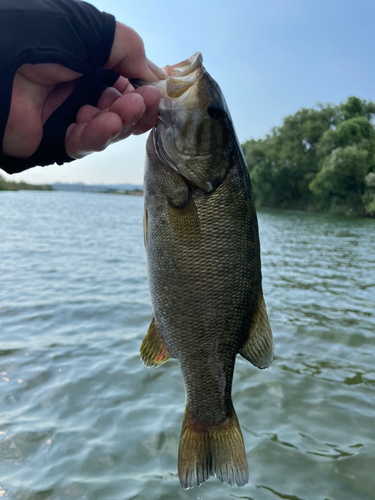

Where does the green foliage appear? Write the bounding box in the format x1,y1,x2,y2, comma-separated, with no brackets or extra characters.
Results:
0,174,53,191
363,172,375,215
317,116,375,159
310,146,368,214
340,95,375,122
242,96,375,217
0,174,18,191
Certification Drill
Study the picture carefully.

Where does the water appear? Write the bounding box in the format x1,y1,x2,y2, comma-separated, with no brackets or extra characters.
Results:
0,191,374,500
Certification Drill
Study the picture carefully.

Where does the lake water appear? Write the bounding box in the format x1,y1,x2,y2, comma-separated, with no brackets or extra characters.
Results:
0,191,374,500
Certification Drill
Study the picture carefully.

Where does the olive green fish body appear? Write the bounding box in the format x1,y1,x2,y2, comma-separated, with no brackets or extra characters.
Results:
145,136,260,417
140,53,274,489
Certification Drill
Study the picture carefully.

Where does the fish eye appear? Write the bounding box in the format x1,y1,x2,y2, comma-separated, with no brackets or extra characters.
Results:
207,101,223,120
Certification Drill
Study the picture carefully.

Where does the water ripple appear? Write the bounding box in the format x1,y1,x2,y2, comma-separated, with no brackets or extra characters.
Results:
0,193,374,500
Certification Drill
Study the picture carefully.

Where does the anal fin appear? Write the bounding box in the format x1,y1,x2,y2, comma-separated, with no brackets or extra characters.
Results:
239,291,274,369
140,317,172,367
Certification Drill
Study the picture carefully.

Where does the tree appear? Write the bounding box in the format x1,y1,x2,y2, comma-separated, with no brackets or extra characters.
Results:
242,103,337,209
242,96,375,216
313,112,375,215
309,146,369,214
363,172,375,215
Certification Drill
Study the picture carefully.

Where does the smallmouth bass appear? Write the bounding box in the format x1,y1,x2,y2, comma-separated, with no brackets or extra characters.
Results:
138,52,274,489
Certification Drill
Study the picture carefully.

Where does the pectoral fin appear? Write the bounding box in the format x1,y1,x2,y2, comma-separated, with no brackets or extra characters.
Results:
167,194,200,242
239,292,274,369
141,317,172,367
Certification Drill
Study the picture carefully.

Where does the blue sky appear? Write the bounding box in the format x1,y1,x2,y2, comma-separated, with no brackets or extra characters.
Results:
4,0,375,185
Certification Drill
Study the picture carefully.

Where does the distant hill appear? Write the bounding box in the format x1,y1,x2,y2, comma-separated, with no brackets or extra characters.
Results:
52,182,143,192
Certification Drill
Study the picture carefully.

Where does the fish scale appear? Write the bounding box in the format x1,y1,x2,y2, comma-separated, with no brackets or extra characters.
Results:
139,52,274,489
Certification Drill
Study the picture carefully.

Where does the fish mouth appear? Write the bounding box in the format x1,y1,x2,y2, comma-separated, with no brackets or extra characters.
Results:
131,52,204,101
152,53,211,176
163,52,203,78
156,52,204,100
147,53,217,192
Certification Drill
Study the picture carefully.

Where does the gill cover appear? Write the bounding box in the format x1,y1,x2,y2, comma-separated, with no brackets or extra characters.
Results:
152,52,236,193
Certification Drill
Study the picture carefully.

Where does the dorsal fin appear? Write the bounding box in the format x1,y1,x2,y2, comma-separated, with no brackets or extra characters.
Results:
239,291,274,369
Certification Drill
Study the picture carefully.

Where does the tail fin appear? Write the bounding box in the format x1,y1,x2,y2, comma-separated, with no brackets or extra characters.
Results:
178,409,249,489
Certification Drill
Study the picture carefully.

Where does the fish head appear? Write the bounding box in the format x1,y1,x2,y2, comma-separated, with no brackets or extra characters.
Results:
150,52,236,193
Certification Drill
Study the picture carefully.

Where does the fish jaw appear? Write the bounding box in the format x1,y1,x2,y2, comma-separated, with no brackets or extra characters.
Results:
163,52,203,78
146,53,236,193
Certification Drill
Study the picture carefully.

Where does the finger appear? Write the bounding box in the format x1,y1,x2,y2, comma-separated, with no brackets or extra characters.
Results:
65,112,123,159
131,86,161,135
66,92,147,158
112,76,134,94
147,59,166,81
75,86,157,138
75,104,102,124
105,22,164,82
95,77,138,113
96,87,122,110
108,92,146,131
106,86,160,142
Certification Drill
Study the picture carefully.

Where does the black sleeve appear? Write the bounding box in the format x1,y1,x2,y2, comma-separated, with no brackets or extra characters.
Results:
0,0,118,174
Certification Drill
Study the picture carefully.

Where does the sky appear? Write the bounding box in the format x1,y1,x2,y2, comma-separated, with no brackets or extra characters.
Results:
3,0,375,186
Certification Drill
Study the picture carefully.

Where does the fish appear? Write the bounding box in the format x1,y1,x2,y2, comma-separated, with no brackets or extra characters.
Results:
138,52,274,489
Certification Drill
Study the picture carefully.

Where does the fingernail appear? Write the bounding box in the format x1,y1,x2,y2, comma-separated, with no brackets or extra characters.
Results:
146,105,159,121
132,110,146,126
110,131,121,141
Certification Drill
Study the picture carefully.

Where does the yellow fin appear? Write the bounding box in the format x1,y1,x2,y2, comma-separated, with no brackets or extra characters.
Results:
239,292,274,369
167,194,200,242
140,317,172,367
178,408,249,489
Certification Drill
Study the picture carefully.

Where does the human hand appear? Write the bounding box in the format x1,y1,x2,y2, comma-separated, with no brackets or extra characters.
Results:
3,22,164,162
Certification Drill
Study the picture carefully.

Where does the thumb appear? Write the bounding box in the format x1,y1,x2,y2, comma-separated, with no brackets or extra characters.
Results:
104,22,165,81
